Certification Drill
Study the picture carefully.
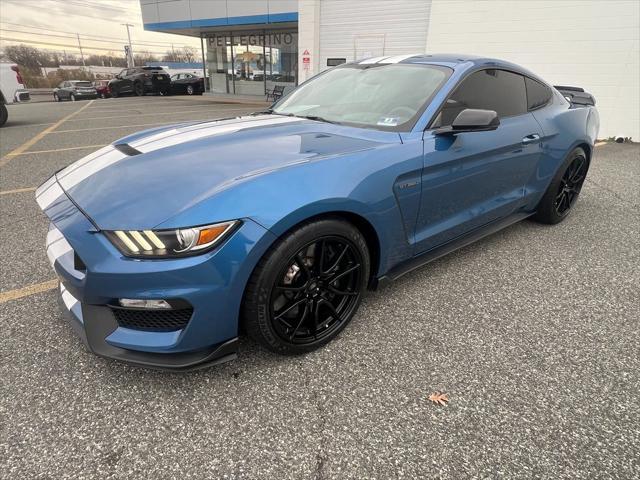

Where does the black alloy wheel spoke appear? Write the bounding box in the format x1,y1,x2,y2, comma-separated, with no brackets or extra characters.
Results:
327,285,358,296
274,298,307,321
289,304,309,339
329,263,361,284
275,284,307,293
323,244,349,276
317,240,326,275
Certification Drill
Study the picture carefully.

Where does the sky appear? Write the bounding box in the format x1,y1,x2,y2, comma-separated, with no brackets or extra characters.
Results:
0,0,201,58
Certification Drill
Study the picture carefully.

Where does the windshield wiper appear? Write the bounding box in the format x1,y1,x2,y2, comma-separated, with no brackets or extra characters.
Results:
293,114,340,125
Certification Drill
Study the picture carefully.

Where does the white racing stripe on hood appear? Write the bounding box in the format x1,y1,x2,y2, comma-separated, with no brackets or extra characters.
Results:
35,176,65,210
129,115,304,154
57,145,115,181
57,147,128,191
52,115,304,192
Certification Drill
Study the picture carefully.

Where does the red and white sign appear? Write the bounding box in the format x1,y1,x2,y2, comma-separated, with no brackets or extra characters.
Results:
302,49,311,70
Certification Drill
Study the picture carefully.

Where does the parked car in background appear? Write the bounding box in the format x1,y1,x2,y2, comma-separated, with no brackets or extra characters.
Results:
93,80,111,99
53,81,98,102
36,54,599,370
169,73,205,95
0,62,30,127
109,66,171,97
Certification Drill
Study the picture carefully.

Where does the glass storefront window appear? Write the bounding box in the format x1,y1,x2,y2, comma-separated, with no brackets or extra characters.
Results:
205,30,297,97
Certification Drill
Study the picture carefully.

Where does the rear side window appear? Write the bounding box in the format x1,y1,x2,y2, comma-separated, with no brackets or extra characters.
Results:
525,77,552,110
431,69,527,127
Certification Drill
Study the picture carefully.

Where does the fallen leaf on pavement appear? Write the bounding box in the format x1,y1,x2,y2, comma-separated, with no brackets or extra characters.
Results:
428,392,449,406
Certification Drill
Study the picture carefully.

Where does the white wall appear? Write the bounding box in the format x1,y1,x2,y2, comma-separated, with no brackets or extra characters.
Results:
298,0,432,82
426,0,639,139
298,0,640,139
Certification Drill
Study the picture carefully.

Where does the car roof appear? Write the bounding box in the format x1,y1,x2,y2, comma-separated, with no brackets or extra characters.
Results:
351,53,544,82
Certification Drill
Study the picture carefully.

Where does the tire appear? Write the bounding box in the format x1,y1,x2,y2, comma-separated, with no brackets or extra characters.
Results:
0,104,8,127
100,92,106,99
134,82,144,96
53,93,59,102
186,84,194,95
70,93,76,102
534,147,588,224
111,88,119,98
242,218,370,355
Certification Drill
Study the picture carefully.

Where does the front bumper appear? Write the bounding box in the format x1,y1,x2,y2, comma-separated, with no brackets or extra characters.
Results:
36,176,275,370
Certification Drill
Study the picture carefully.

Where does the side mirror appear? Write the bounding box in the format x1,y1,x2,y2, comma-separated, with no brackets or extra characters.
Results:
434,109,500,135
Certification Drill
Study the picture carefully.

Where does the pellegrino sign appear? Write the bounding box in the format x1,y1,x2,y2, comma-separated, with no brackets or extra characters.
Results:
207,32,295,48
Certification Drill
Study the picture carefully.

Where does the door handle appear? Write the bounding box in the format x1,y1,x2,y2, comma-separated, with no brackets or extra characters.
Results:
522,134,541,144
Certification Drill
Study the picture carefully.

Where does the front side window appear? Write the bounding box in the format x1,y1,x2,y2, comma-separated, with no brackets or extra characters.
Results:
431,69,527,128
273,64,452,131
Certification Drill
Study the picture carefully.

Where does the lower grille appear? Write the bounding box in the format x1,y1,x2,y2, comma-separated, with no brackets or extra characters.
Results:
112,307,193,332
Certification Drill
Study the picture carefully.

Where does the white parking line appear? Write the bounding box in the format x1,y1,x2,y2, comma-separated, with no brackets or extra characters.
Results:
0,122,55,129
0,100,95,167
12,144,107,156
0,186,37,196
65,107,255,122
50,121,175,134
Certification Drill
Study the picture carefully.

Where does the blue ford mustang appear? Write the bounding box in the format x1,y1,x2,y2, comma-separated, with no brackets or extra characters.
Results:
37,54,599,370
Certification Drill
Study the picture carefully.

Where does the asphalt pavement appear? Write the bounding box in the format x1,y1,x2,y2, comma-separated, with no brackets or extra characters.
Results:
1,97,638,479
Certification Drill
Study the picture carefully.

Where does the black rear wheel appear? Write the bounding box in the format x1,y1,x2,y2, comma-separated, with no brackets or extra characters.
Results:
242,218,370,354
0,104,8,127
534,147,588,224
134,81,144,96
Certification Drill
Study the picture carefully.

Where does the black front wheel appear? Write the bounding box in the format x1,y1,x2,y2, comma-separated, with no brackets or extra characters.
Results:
134,82,144,96
242,218,370,355
534,147,588,224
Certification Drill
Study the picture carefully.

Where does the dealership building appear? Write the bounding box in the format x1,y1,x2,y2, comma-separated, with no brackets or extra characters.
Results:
140,0,639,138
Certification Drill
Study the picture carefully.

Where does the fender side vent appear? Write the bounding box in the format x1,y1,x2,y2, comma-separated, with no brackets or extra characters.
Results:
114,143,142,156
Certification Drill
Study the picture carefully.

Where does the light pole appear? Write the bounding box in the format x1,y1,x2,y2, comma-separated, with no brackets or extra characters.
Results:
121,23,135,67
76,33,85,67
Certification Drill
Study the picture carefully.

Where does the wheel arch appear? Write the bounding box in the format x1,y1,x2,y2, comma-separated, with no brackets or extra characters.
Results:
253,209,383,290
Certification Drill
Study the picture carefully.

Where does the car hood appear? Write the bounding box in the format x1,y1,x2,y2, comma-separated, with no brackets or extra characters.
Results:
55,115,396,230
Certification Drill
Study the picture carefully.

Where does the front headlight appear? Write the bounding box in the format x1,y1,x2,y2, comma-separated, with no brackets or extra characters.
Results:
104,220,240,258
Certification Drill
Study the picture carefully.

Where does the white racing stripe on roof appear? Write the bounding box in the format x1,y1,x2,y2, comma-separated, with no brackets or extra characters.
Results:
383,53,423,63
129,115,304,154
359,56,391,64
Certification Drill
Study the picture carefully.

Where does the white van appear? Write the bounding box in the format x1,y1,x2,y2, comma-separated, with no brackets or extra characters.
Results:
0,62,30,127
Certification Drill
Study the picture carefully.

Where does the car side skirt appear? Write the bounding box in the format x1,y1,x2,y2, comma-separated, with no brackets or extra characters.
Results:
377,211,533,287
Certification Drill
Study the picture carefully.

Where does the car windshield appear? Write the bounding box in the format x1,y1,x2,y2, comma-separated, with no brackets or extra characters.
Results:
273,63,451,131
73,81,92,87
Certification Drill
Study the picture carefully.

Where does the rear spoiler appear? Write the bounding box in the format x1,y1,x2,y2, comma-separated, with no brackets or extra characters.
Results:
554,85,596,106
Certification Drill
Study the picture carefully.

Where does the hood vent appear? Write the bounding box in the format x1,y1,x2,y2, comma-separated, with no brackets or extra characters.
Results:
114,143,142,156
